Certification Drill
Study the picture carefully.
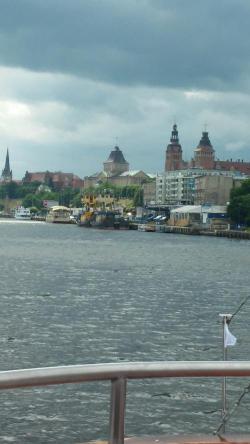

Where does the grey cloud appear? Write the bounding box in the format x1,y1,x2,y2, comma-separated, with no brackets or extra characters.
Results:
0,0,250,91
2,69,249,179
0,0,250,180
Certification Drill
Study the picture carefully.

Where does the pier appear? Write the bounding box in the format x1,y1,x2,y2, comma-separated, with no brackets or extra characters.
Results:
159,226,250,239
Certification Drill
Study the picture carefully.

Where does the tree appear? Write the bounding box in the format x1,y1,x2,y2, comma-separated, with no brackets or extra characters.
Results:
59,188,80,206
0,181,19,198
71,192,83,207
133,187,143,207
5,181,19,198
22,194,42,209
228,179,250,227
30,206,39,214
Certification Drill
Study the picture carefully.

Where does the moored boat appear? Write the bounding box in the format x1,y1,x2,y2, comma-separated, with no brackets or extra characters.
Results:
78,210,94,227
14,207,31,220
90,211,116,228
46,206,72,223
78,210,130,229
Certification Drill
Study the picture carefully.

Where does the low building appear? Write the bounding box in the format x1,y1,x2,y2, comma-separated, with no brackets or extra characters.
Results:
169,204,228,229
23,171,84,190
156,168,246,206
143,180,156,205
168,205,201,227
156,170,202,205
194,175,246,205
84,145,152,189
111,170,150,187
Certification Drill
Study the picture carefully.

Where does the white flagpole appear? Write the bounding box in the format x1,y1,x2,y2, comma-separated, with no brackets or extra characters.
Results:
219,313,232,433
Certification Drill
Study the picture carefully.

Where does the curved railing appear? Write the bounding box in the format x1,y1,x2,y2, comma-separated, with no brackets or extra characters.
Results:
1,361,250,444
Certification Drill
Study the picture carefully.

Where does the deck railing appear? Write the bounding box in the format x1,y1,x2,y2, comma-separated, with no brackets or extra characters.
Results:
1,361,250,444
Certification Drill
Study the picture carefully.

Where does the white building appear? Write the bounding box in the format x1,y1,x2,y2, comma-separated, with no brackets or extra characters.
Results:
156,168,245,206
169,205,228,228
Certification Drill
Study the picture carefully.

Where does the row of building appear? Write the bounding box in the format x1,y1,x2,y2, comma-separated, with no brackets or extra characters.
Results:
1,125,250,207
148,125,250,207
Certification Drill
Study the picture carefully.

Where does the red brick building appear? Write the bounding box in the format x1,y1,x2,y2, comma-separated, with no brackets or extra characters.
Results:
165,125,250,175
23,171,84,190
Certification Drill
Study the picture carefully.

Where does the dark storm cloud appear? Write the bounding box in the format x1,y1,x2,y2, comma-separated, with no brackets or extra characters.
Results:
0,0,250,91
1,1,250,178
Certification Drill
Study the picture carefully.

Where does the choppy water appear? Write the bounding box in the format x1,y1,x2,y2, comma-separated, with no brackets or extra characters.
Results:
0,220,249,443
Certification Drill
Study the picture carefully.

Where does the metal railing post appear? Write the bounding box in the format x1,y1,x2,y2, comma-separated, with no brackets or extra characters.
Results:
109,378,127,444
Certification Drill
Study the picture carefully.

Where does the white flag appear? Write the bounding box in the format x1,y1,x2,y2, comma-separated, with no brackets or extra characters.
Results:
224,323,237,348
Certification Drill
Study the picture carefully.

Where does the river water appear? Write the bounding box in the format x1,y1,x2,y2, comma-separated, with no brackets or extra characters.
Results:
0,220,249,443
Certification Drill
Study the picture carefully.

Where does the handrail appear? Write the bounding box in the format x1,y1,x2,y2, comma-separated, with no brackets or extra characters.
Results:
1,361,250,389
1,361,250,444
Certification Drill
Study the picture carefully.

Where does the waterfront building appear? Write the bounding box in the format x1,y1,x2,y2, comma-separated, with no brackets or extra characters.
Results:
110,170,151,187
23,171,84,190
156,168,245,206
1,149,12,183
103,145,129,176
156,169,203,205
165,124,187,171
84,145,152,189
169,204,228,229
142,180,157,205
165,124,250,175
194,175,246,205
160,125,250,206
191,131,215,169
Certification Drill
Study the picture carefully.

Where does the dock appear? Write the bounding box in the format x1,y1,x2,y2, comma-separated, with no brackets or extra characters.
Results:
84,436,250,444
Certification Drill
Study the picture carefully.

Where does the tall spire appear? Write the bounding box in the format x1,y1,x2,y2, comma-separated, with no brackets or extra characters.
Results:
1,148,12,182
165,124,183,171
4,149,10,172
198,131,213,148
193,130,215,169
170,123,179,143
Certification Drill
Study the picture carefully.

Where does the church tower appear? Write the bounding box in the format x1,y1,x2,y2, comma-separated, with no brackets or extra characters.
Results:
193,131,215,169
165,124,183,171
103,146,129,176
1,149,12,182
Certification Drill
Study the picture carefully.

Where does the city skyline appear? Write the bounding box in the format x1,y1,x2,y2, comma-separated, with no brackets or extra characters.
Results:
1,123,250,181
0,1,250,179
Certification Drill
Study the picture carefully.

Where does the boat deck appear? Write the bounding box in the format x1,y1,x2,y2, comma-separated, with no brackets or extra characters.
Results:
83,436,250,444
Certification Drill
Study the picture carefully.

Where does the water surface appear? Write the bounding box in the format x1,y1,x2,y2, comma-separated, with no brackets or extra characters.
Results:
0,220,249,443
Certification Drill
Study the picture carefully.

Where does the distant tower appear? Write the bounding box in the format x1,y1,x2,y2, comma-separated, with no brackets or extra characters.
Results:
1,149,12,182
194,131,215,169
103,146,129,176
165,124,183,171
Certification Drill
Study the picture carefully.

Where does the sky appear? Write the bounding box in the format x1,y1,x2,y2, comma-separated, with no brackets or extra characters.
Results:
0,0,250,179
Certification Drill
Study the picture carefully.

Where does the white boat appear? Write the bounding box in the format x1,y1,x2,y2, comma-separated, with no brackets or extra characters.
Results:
15,207,31,220
46,206,72,223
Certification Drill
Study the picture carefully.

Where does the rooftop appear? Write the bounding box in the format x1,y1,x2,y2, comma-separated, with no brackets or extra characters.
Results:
105,146,128,164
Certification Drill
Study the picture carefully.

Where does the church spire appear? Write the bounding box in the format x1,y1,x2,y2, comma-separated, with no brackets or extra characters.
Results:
170,123,179,143
198,131,212,148
1,148,12,182
165,123,183,171
4,149,10,172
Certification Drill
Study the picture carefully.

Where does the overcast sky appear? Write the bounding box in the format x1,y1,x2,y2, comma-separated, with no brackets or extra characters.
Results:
0,0,250,179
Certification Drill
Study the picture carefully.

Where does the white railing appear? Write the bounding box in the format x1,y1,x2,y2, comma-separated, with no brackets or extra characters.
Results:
1,361,250,444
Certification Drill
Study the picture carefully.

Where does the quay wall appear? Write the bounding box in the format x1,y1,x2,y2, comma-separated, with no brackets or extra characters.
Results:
164,226,250,239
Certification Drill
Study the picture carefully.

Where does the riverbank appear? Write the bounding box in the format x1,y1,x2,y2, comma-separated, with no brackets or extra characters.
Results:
164,226,250,239
134,223,250,239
